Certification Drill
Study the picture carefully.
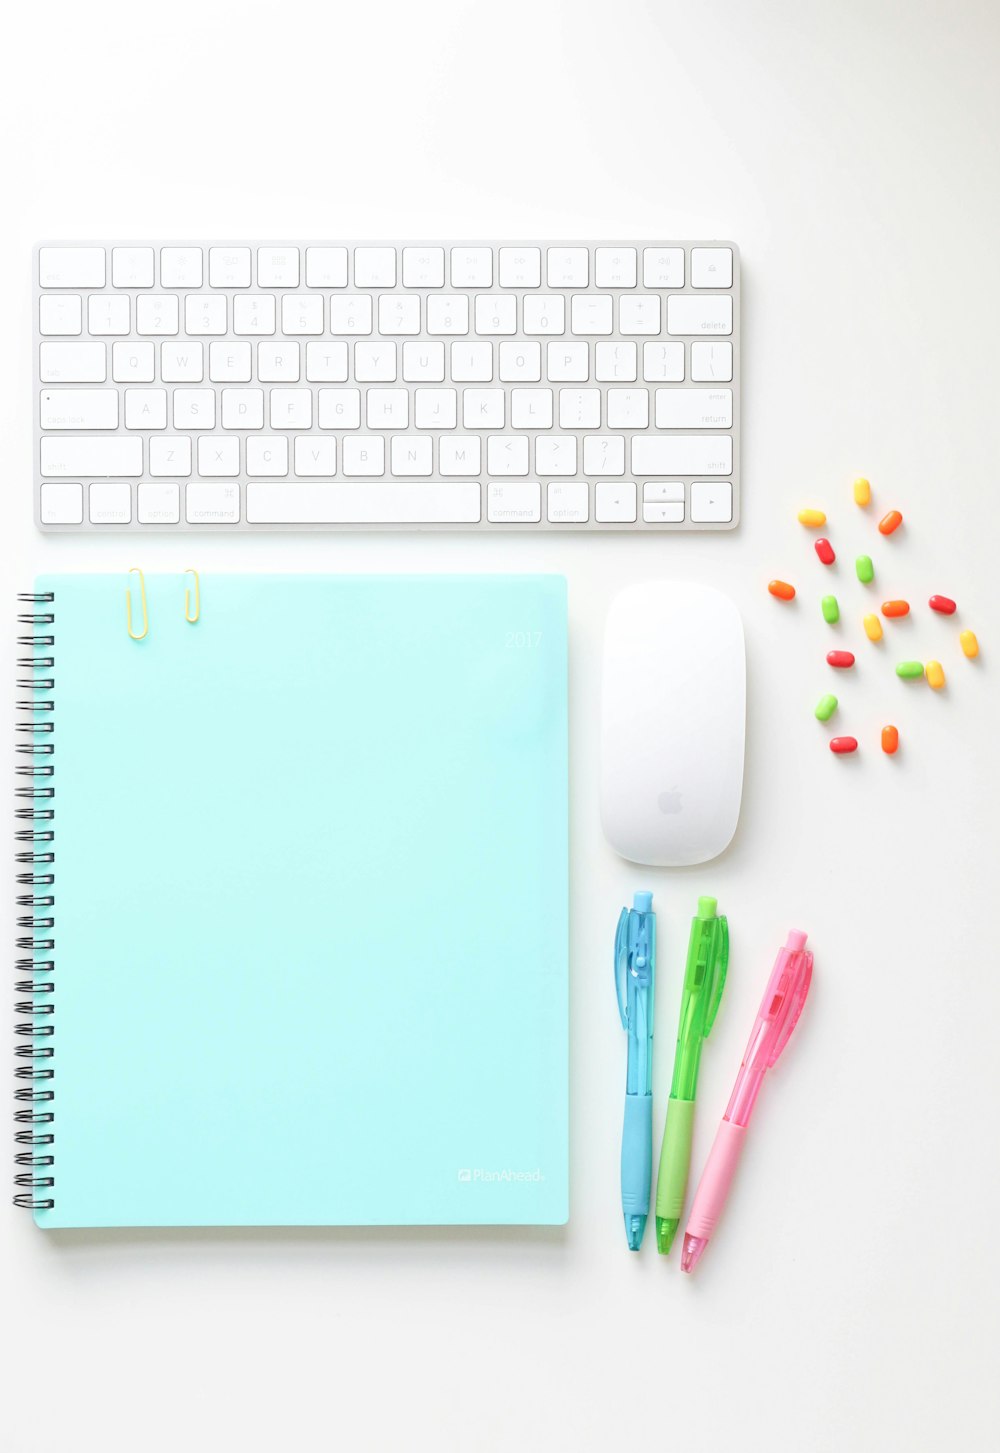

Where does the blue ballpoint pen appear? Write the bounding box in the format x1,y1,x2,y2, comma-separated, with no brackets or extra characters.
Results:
614,890,656,1251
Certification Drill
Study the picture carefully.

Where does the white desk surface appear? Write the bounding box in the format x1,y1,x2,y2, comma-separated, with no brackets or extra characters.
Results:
3,3,998,1448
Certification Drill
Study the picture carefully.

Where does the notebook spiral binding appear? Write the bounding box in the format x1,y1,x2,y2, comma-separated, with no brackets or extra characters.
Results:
14,593,56,1211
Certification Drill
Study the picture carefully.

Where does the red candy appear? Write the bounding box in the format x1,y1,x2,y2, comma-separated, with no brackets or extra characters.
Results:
929,595,956,615
826,651,855,668
814,538,836,565
830,737,858,754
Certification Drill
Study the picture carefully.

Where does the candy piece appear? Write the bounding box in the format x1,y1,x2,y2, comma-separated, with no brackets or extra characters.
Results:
882,725,899,755
882,599,910,618
863,613,884,642
896,660,924,679
827,650,855,668
925,660,946,690
815,694,838,721
960,629,979,659
855,555,874,584
814,537,836,565
830,736,858,754
768,579,796,601
853,476,871,506
878,510,903,535
929,595,956,615
798,509,826,527
821,595,840,624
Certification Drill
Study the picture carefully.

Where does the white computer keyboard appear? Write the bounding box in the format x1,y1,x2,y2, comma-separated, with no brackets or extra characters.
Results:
34,241,740,532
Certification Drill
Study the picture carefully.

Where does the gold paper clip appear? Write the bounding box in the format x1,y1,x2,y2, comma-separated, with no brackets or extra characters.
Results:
184,569,200,624
126,568,148,641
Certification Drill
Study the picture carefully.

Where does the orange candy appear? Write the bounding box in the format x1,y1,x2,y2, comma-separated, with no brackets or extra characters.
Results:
878,510,903,535
881,600,910,618
768,580,796,601
882,725,899,755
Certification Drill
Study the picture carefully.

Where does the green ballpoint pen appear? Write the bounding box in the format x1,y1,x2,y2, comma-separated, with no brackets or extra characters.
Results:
654,895,729,1255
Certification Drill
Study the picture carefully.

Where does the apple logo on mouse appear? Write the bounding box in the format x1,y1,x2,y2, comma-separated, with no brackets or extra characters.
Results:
658,786,683,815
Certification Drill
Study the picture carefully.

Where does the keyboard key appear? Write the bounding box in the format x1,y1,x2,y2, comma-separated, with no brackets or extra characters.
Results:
330,295,373,334
113,247,155,288
450,247,492,287
366,388,408,430
547,480,589,523
644,501,684,523
318,389,361,429
112,341,155,382
281,295,324,335
655,388,733,428
414,388,457,429
571,295,612,335
402,247,445,288
451,341,493,381
391,436,432,475
535,437,577,475
595,481,637,523
643,341,685,381
487,436,529,476
487,481,540,522
498,342,541,382
583,435,625,475
221,388,264,430
644,482,685,502
498,247,540,288
547,342,589,381
88,295,131,335
546,248,588,288
619,296,660,335
186,482,241,523
259,342,301,381
439,436,481,474
185,295,228,334
149,436,192,477
642,247,684,288
40,388,118,430
463,388,504,428
40,481,84,523
690,341,733,381
294,437,337,475
402,341,444,381
690,480,733,522
209,247,251,288
631,436,733,475
474,295,516,334
691,247,733,288
198,436,239,475
305,341,348,382
160,247,203,288
246,437,288,475
174,389,216,429
596,342,637,382
209,342,252,382
343,437,385,475
40,436,142,477
379,294,422,335
426,295,469,335
89,481,132,523
354,247,396,287
246,480,482,524
39,341,106,383
138,481,180,523
305,247,348,287
606,388,648,428
257,246,299,287
595,247,636,288
510,388,552,429
667,295,733,336
522,296,565,335
39,246,104,288
39,295,82,335
136,295,179,335
124,388,167,430
270,388,312,429
559,389,601,429
233,296,276,335
355,341,398,381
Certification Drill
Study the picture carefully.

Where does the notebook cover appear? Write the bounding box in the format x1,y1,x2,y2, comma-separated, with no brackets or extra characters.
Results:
22,574,568,1227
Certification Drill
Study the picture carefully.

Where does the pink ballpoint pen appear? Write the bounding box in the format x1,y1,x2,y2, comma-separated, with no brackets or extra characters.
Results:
681,929,813,1273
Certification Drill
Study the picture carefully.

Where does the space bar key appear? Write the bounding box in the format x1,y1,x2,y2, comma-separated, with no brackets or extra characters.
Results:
246,481,482,524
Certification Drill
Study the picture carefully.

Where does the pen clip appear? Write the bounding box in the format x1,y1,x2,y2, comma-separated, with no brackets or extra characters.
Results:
703,915,729,1037
614,908,630,1028
768,948,813,1066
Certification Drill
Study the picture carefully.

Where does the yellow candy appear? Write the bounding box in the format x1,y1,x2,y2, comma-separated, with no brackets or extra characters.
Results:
960,630,979,659
798,508,827,527
863,613,883,642
853,476,871,506
925,660,946,690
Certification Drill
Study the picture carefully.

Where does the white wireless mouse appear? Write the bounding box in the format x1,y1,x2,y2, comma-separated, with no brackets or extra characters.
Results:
601,581,745,866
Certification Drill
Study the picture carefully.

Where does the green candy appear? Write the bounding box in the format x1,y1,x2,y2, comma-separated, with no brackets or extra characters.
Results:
896,660,924,679
856,555,874,584
815,694,838,721
821,595,840,624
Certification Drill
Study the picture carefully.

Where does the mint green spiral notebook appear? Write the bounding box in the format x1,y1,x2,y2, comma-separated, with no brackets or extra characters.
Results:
18,574,568,1228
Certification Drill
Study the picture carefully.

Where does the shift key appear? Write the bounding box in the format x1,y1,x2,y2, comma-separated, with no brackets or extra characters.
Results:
632,435,733,476
41,436,142,477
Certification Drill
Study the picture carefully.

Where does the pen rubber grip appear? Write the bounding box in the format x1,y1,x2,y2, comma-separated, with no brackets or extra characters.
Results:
621,1093,653,1215
654,1097,696,1221
685,1120,747,1242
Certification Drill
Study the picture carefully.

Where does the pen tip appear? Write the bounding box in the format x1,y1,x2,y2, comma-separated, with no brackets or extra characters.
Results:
680,1234,708,1273
625,1213,647,1251
655,1218,678,1255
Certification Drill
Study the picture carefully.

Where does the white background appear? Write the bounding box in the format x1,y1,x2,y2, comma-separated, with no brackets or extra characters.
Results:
3,2,999,1448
